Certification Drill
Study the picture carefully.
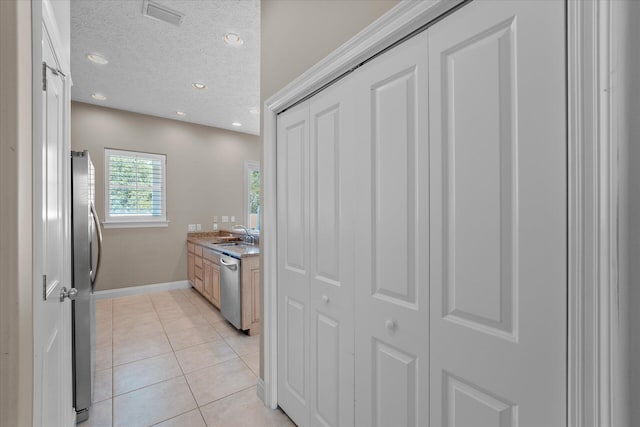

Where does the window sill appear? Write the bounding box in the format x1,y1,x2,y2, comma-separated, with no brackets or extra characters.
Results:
102,220,170,229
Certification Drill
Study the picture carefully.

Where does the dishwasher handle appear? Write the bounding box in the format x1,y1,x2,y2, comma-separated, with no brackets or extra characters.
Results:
220,257,238,270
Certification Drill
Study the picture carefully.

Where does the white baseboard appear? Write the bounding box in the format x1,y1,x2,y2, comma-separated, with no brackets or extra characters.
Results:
257,378,266,404
94,280,192,300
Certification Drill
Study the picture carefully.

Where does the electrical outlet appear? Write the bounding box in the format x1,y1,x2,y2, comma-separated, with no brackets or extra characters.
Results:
196,224,202,231
222,216,229,223
230,216,235,222
188,224,196,232
213,223,218,231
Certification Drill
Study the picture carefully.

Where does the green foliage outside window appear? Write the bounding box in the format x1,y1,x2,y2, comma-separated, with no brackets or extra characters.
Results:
249,170,260,215
108,155,162,216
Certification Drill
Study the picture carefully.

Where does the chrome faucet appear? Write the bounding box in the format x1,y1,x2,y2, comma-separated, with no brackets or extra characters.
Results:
232,224,255,245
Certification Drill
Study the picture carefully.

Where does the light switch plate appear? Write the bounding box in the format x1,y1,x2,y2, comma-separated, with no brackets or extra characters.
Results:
230,216,235,222
188,224,196,232
213,216,218,222
196,224,202,231
222,216,229,223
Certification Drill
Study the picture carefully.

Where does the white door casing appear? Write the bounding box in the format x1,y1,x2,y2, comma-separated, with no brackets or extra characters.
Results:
352,29,430,427
33,7,74,427
428,1,566,426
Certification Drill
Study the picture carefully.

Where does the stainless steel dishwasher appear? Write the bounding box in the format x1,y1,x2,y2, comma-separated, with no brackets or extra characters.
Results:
220,254,242,329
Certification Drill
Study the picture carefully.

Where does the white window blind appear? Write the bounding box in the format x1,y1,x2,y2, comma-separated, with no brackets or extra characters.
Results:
104,149,168,228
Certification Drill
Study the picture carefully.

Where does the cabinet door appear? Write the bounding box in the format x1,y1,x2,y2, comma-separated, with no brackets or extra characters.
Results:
212,262,220,308
308,75,356,427
428,2,566,426
249,266,260,325
187,252,195,285
353,28,430,427
277,101,311,427
241,256,261,334
203,259,213,300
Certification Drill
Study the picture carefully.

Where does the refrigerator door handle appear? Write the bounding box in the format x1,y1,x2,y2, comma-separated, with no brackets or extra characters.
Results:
90,202,103,285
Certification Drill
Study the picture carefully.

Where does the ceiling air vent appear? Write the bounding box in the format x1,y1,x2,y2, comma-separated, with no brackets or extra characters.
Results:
142,0,184,26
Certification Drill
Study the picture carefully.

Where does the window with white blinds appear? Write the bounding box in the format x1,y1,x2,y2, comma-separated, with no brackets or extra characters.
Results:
103,149,168,228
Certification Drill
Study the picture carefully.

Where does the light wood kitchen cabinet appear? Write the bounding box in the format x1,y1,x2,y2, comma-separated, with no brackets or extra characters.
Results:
187,249,195,285
188,242,204,293
187,238,260,334
202,248,221,308
241,255,260,335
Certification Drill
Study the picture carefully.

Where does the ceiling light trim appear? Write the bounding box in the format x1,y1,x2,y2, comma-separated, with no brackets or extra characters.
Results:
87,53,109,65
224,32,244,47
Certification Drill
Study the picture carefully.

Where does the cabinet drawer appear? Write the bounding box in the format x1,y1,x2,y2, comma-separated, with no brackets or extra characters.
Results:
203,248,220,264
195,265,203,279
187,242,195,253
195,245,203,257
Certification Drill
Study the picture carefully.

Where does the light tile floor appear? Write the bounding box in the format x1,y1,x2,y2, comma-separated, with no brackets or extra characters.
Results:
79,288,294,427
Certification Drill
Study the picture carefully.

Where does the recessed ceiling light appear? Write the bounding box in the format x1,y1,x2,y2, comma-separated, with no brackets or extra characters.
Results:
176,111,187,116
87,53,108,65
192,82,207,90
249,107,260,115
232,122,242,127
91,93,107,101
223,33,244,47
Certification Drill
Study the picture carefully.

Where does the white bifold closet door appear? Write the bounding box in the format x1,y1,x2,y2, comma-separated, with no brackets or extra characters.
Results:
428,1,566,426
352,29,430,427
277,1,566,426
277,76,356,427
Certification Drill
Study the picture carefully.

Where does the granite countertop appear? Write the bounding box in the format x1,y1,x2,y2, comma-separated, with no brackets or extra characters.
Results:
187,231,260,258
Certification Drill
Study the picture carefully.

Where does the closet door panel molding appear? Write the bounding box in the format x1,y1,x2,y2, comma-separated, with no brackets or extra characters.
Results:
353,29,430,427
428,1,566,426
277,102,311,426
309,77,356,427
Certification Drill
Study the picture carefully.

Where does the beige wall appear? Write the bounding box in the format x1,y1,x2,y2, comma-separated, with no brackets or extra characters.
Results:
259,0,399,380
260,0,399,103
71,102,260,291
0,1,33,426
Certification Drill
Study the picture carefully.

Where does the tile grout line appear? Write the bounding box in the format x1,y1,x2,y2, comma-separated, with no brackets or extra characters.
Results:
159,298,203,422
198,383,258,410
101,290,261,427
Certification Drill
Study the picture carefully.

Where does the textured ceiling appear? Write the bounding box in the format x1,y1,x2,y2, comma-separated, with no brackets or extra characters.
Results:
70,0,260,135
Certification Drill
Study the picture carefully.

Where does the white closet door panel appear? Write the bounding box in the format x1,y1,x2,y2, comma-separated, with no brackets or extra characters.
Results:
354,29,430,427
277,102,311,426
429,1,566,426
309,76,356,427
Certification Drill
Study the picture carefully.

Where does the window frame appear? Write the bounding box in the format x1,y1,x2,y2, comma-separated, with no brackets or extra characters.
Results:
103,148,169,229
244,160,260,232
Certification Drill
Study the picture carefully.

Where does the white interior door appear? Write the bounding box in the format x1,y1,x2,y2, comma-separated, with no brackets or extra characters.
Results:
428,1,566,426
308,77,356,427
353,29,430,427
277,102,311,426
33,26,74,427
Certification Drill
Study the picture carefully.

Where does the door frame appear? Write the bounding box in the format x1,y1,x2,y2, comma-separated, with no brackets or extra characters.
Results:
261,1,628,426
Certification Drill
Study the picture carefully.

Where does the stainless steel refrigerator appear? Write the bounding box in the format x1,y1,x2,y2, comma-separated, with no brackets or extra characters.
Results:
71,150,102,422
